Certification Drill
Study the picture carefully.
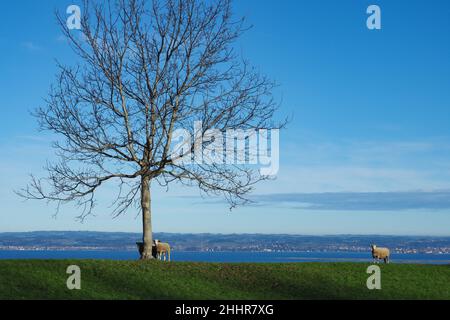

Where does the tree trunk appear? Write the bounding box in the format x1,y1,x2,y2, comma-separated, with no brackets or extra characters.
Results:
140,175,154,260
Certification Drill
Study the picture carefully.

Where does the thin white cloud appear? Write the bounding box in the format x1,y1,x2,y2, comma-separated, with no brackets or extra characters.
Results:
56,35,67,43
21,41,43,52
250,191,450,211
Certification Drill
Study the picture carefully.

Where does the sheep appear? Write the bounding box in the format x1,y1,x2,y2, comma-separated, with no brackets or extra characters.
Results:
371,244,390,264
154,240,171,262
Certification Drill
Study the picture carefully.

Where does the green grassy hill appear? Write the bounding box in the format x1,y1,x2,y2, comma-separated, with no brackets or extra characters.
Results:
0,260,449,300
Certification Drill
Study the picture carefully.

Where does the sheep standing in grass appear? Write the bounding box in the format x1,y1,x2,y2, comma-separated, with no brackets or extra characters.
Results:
371,245,390,264
155,240,171,262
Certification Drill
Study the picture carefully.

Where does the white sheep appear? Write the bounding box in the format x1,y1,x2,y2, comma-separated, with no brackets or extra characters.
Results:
371,244,390,264
154,240,171,262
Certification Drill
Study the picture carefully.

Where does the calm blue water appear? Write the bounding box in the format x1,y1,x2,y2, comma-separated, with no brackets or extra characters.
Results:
0,250,449,264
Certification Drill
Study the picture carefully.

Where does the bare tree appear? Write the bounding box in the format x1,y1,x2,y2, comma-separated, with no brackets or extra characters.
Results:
18,0,281,259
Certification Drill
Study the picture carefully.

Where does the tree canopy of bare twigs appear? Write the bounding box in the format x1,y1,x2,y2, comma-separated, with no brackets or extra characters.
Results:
18,0,281,259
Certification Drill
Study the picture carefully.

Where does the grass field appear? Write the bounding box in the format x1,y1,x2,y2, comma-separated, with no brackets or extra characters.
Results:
0,260,449,300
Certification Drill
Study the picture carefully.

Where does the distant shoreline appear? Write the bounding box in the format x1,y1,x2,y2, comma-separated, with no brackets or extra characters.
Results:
2,231,450,255
0,247,449,255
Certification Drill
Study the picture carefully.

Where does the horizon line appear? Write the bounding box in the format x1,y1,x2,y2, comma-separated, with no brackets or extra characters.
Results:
1,230,450,238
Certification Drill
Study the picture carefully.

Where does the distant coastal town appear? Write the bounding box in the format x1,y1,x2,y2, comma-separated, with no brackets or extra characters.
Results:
1,232,450,254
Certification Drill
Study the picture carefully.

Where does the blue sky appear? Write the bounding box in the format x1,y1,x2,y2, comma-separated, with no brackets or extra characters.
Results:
1,0,450,235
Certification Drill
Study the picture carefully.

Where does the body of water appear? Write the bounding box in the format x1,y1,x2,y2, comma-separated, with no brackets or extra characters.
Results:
0,250,449,264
